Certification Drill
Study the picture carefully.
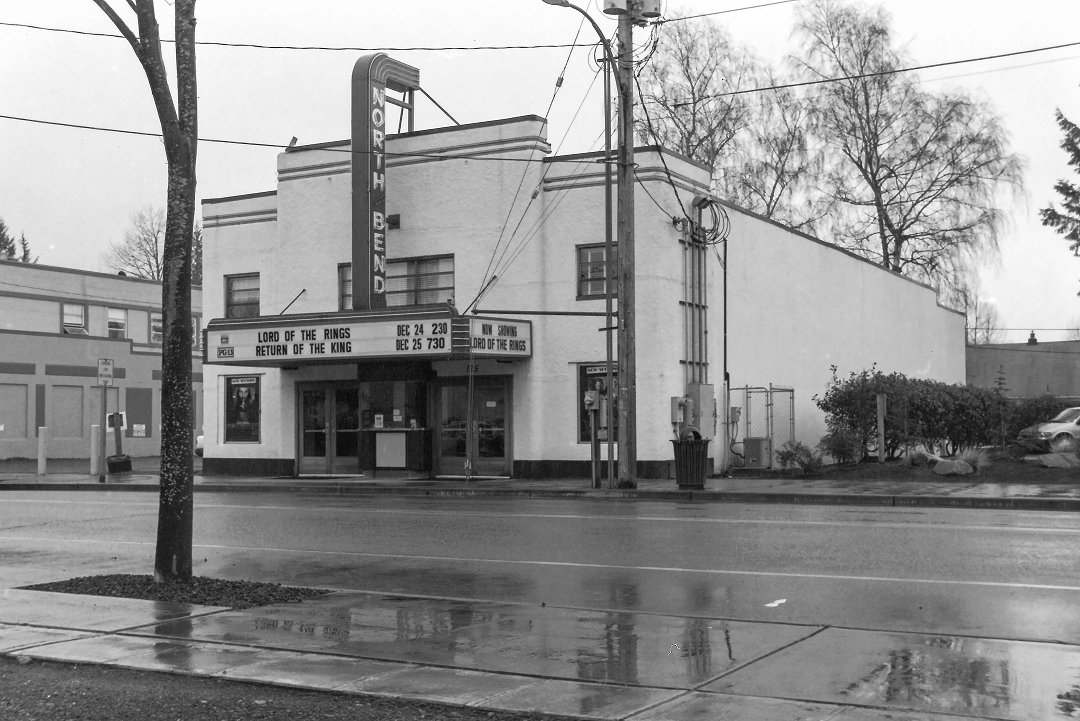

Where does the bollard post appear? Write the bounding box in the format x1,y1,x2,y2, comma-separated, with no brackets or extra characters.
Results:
90,425,100,477
37,427,47,475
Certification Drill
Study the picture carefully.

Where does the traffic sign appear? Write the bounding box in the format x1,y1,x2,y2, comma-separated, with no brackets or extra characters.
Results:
97,358,114,385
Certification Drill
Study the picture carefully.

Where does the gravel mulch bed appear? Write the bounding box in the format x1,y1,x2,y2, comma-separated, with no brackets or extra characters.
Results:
20,574,332,609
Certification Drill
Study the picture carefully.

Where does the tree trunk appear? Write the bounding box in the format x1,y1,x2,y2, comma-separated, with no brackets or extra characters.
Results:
154,158,196,583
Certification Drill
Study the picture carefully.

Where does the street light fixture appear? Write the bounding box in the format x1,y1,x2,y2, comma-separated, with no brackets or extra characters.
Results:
541,0,618,488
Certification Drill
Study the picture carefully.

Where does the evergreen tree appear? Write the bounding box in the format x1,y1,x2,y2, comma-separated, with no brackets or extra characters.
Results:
0,217,36,262
1040,109,1080,262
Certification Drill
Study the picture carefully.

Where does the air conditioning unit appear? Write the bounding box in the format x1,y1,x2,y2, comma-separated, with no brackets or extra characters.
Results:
744,437,772,469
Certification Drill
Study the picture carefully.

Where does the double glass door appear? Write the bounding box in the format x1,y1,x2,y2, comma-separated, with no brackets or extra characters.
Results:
299,386,360,475
437,377,510,477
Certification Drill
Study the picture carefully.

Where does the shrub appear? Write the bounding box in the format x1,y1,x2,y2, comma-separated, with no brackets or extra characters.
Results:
776,440,823,474
956,447,991,472
817,426,859,465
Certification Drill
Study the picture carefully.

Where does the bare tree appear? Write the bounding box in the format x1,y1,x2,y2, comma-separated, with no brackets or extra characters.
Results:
966,297,1002,345
635,18,825,230
105,206,166,279
793,0,1024,292
635,17,759,188
720,79,829,232
92,0,198,583
105,205,203,285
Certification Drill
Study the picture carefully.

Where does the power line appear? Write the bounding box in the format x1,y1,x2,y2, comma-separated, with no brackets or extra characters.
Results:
0,112,545,164
0,20,591,52
657,0,799,24
670,39,1080,105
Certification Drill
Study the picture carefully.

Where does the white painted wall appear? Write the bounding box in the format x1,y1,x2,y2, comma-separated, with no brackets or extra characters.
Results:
200,115,966,474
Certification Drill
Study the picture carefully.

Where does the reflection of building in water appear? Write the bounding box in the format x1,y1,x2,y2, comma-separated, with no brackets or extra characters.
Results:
842,637,1011,714
575,613,639,686
680,618,714,678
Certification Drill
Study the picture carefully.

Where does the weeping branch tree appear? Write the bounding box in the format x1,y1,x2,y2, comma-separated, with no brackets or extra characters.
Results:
721,79,828,233
1040,109,1080,291
634,17,758,186
92,0,198,582
635,17,824,230
793,0,1023,294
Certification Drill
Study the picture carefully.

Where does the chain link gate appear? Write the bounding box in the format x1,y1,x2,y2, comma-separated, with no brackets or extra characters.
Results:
730,385,794,469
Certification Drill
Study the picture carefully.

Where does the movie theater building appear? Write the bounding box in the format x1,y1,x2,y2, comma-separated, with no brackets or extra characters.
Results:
199,54,965,478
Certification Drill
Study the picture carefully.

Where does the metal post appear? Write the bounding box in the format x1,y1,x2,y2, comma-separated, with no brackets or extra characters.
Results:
99,384,107,483
90,425,100,477
37,427,46,475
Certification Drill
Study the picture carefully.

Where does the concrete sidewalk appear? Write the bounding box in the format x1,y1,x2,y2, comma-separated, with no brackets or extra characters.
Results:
2,456,1080,511
3,585,1078,720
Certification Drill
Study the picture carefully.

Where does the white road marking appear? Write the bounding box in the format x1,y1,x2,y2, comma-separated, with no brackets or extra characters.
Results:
3,534,1080,593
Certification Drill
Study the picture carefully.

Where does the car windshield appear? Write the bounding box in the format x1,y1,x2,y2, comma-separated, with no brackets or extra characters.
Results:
1050,408,1080,423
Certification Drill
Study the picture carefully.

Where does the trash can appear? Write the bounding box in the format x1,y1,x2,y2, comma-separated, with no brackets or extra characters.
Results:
671,437,710,490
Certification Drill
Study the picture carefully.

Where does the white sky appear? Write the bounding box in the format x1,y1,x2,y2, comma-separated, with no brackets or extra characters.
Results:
1,0,1078,342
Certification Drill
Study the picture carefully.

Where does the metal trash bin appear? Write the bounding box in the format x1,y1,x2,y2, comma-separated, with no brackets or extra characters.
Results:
671,438,710,490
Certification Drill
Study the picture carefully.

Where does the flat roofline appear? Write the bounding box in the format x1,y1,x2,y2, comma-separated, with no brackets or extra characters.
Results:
202,190,277,206
547,144,711,173
0,259,202,290
284,114,549,154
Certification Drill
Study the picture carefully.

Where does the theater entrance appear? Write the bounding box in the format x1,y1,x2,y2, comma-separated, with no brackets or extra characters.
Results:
298,385,362,476
435,376,511,477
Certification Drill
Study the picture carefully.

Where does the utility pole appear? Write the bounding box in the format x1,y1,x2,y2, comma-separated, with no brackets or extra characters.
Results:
615,3,637,488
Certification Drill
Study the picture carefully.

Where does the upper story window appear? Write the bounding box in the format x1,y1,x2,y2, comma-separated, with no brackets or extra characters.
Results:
339,263,353,311
107,307,127,339
386,255,454,307
225,273,260,318
62,302,88,335
577,244,617,299
150,312,202,350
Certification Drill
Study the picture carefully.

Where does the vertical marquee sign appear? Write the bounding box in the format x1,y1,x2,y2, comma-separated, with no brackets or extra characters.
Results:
351,54,420,310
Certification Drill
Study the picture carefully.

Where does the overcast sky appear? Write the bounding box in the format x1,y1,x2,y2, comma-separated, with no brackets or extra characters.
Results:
2,0,1078,342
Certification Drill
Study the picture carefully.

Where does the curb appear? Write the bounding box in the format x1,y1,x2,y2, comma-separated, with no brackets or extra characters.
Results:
2,479,1080,511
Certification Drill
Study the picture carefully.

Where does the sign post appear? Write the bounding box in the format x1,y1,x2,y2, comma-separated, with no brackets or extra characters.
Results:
97,359,113,483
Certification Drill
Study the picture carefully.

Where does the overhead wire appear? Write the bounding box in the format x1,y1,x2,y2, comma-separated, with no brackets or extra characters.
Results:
0,20,592,52
470,13,588,313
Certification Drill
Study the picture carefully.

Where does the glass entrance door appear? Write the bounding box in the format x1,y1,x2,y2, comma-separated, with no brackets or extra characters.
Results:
298,385,361,475
437,377,509,477
299,389,328,475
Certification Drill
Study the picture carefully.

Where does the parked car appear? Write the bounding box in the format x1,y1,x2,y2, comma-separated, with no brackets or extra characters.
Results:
1016,407,1080,452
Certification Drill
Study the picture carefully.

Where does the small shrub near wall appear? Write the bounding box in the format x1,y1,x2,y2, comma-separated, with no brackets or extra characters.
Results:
776,440,823,474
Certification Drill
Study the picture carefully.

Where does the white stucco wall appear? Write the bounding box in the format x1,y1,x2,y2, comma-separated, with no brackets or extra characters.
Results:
721,204,967,450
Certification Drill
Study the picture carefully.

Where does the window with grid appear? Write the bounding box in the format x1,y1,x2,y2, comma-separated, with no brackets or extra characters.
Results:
577,244,617,299
339,263,353,311
150,312,164,343
62,303,87,334
107,308,127,339
225,274,260,318
386,256,454,307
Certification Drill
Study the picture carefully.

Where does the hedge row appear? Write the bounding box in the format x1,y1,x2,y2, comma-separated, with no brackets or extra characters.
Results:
813,367,1071,460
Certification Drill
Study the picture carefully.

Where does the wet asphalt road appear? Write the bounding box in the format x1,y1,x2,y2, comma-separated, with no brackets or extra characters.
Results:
2,491,1079,644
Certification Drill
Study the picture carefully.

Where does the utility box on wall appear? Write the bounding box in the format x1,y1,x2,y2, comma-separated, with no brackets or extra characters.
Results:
744,437,772,468
686,383,715,439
